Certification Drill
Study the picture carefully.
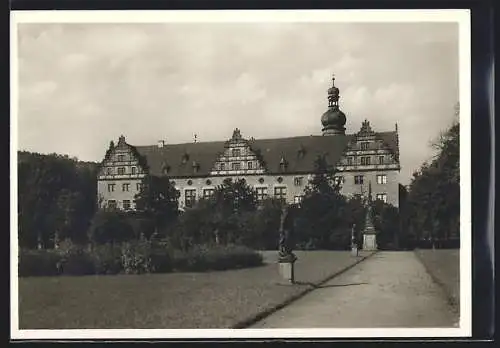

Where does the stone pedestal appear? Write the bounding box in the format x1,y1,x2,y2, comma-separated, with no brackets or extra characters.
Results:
278,261,295,284
363,234,377,251
351,245,358,257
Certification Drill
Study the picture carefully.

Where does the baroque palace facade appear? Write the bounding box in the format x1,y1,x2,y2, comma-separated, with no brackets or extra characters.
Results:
97,76,401,211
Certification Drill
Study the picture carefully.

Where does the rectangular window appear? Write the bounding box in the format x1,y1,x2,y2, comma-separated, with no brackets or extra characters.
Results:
294,195,304,204
185,189,197,208
354,175,364,185
108,200,117,209
117,154,125,162
203,188,215,199
231,162,241,171
361,142,369,151
232,149,241,157
255,187,268,201
361,157,371,165
378,156,384,165
377,174,387,185
122,183,130,191
107,183,115,192
131,167,136,175
106,167,112,175
136,183,143,191
247,161,253,170
117,167,125,175
376,193,387,203
347,157,353,166
220,163,225,171
123,200,131,210
274,186,287,202
294,177,303,186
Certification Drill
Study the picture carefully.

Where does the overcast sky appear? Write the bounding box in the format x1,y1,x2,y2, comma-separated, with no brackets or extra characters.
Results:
16,21,459,185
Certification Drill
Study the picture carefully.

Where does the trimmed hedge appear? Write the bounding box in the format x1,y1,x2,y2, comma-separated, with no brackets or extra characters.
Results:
18,242,263,277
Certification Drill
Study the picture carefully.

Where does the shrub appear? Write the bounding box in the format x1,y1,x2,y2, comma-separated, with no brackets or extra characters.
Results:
120,240,155,274
57,246,95,276
18,249,61,277
91,243,123,275
171,244,263,272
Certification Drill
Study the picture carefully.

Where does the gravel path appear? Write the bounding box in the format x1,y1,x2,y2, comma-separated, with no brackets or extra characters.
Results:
251,251,459,328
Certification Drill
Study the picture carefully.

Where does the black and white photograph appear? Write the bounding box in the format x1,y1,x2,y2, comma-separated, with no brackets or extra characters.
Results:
10,10,471,339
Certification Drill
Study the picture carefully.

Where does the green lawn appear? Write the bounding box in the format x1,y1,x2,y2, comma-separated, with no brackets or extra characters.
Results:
18,251,371,329
415,249,460,310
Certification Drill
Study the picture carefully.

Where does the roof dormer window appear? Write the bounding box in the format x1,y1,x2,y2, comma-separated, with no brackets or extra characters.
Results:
192,161,200,173
279,157,288,172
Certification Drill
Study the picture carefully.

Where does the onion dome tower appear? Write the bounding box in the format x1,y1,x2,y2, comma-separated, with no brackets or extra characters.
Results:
321,74,346,135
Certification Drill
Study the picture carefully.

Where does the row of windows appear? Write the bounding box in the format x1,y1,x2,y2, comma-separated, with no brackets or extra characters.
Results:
107,199,132,210
106,174,386,193
333,174,387,186
109,193,386,210
346,156,385,166
108,182,143,192
182,186,295,208
218,161,256,171
106,166,142,176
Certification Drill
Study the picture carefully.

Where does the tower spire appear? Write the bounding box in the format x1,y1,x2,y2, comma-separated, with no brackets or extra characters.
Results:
327,73,340,108
321,73,346,136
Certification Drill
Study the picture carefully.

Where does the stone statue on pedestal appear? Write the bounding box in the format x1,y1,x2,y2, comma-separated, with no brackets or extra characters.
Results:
278,204,297,263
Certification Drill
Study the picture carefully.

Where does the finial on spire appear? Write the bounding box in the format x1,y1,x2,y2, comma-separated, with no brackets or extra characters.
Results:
327,73,340,108
194,133,197,143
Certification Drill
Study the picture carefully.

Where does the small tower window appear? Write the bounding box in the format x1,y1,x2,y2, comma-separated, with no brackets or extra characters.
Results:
247,161,253,170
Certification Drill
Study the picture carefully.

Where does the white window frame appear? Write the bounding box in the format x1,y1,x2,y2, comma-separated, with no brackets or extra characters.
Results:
184,188,197,208
376,174,387,185
254,185,268,201
273,185,287,202
123,200,131,210
376,193,387,203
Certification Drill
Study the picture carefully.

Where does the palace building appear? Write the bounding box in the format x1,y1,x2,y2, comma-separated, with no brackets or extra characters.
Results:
97,76,401,211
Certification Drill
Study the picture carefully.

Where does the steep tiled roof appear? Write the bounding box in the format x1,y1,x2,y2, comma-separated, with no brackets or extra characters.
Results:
134,132,398,178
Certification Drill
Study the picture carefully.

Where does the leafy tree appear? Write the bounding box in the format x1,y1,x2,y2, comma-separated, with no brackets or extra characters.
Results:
295,155,349,249
87,210,135,245
18,152,98,249
406,113,460,248
371,200,400,250
134,175,180,237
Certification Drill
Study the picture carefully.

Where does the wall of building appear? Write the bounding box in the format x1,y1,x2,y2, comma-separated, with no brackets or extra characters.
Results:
338,169,400,207
97,138,146,210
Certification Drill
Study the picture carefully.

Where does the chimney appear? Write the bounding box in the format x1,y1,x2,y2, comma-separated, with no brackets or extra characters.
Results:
158,140,165,148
